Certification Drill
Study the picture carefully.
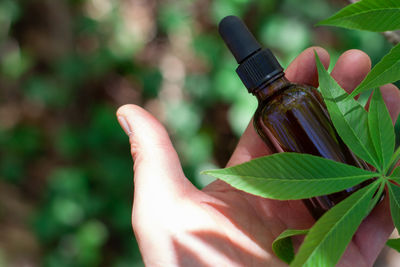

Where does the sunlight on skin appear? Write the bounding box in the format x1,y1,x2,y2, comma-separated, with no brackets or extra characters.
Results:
117,47,400,267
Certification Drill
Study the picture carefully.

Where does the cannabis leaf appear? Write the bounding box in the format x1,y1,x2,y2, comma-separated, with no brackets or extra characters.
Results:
387,148,400,176
357,89,372,108
291,180,383,267
387,238,400,252
388,182,400,231
350,43,400,98
368,88,395,171
315,53,381,170
272,229,309,264
202,153,377,200
390,167,400,180
317,0,400,32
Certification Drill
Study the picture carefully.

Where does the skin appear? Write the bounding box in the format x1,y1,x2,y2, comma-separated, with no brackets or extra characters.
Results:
116,47,400,267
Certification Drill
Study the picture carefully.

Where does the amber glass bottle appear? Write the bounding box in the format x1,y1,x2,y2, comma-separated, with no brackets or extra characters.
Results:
219,16,371,219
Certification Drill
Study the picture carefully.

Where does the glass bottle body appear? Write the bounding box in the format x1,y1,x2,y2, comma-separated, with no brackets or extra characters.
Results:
253,77,371,219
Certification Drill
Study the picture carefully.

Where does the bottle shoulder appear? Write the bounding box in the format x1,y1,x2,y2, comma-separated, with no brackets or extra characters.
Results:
255,84,323,116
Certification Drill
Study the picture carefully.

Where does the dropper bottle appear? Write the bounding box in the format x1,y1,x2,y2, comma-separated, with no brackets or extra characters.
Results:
219,15,371,219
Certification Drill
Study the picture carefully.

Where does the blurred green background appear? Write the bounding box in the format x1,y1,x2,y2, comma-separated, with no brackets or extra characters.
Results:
0,0,394,266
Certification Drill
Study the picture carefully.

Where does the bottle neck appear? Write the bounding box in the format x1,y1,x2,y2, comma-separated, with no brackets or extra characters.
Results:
253,75,291,102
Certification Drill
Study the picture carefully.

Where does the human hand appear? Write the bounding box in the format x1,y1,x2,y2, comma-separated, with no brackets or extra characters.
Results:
116,47,400,267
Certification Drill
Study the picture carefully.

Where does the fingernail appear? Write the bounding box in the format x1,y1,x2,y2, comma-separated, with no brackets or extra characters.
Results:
117,116,132,136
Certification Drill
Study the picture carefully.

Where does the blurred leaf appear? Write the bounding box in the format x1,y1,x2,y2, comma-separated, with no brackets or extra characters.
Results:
259,16,310,55
48,167,89,200
77,220,108,248
55,127,83,159
86,105,126,152
55,55,88,86
75,220,108,266
179,133,213,165
6,125,43,156
211,0,246,24
214,62,243,103
166,102,202,138
228,91,256,136
52,197,84,226
0,249,6,267
185,74,212,104
0,155,24,183
0,48,32,78
139,68,162,98
0,0,20,38
192,33,223,67
158,3,191,33
283,0,331,20
23,76,72,108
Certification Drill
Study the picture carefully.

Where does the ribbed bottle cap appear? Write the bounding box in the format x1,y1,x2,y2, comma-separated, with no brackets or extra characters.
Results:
218,16,284,93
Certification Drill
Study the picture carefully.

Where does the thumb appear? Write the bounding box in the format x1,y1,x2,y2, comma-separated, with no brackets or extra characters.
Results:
116,104,196,200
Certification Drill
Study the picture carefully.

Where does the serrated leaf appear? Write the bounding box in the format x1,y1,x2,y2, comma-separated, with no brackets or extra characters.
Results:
368,88,395,172
272,229,309,264
387,238,400,252
203,153,377,200
315,53,380,169
291,180,381,267
317,0,400,32
350,43,400,98
388,182,400,231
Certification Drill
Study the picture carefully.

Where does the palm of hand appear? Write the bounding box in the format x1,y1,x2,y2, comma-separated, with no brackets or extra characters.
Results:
118,47,400,266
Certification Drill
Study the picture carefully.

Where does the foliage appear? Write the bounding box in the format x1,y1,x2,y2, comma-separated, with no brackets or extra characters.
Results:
205,0,400,265
272,229,309,264
0,0,396,266
203,153,377,200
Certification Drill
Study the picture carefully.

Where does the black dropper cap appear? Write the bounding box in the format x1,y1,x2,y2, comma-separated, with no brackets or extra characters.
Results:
218,16,284,93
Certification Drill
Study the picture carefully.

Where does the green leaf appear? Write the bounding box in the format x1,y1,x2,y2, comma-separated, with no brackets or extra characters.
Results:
315,53,380,169
388,182,400,231
391,166,400,177
203,153,377,200
368,88,395,172
387,148,400,176
387,238,400,252
357,89,372,108
317,0,400,32
395,113,400,148
272,229,309,264
389,166,400,182
291,180,381,267
350,43,400,98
